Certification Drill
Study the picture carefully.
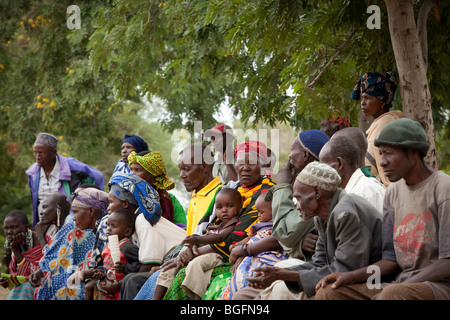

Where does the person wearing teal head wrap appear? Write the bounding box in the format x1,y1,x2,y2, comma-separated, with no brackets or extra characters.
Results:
108,172,161,226
350,71,403,187
351,71,398,109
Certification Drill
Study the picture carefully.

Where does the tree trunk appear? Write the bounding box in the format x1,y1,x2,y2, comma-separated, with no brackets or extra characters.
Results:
384,0,438,169
358,111,373,134
417,0,434,70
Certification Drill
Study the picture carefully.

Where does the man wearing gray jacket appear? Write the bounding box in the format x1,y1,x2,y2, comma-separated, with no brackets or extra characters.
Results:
246,162,383,299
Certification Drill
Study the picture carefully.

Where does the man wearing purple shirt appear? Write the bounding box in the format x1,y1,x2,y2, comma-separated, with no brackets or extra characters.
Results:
26,133,105,227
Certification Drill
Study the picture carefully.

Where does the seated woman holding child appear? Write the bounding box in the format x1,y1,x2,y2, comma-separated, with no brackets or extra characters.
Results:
162,140,278,300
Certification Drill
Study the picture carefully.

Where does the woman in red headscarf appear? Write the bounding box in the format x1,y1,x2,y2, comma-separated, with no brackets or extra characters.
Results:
162,140,276,300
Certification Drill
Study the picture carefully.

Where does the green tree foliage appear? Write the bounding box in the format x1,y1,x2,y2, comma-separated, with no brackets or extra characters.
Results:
0,1,121,222
88,1,448,127
88,0,449,166
88,0,231,132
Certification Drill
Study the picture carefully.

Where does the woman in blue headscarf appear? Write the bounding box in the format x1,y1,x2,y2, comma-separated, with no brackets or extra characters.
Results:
350,71,403,187
113,134,149,174
107,172,186,299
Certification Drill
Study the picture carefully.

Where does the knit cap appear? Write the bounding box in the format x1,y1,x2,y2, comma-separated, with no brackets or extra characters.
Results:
123,134,148,153
204,123,234,138
34,132,58,149
374,118,429,157
297,130,330,160
296,161,341,192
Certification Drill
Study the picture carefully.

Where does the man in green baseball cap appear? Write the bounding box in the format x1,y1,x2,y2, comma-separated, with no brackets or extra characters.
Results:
315,118,450,300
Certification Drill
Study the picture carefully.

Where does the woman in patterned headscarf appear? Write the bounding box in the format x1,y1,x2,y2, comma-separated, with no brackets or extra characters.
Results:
127,151,187,227
107,172,186,275
30,187,109,300
108,172,162,225
350,71,403,187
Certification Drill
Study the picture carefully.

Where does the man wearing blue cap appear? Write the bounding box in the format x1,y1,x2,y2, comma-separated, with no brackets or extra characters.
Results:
269,129,330,260
113,134,149,174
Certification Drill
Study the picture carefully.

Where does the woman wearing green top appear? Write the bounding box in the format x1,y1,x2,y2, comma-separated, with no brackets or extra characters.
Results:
128,150,187,227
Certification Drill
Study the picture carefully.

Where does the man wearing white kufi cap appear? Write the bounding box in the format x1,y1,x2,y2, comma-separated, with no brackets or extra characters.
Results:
244,161,384,300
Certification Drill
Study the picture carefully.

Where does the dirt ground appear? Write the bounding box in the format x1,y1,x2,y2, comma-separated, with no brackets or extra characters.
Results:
0,287,10,300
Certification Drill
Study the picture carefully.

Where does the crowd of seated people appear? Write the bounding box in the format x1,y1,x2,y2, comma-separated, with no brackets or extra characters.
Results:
1,72,449,301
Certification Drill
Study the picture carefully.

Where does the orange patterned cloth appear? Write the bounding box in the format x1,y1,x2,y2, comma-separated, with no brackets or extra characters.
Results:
234,140,268,160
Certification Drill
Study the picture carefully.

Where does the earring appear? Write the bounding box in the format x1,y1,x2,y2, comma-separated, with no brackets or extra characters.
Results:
26,229,33,250
57,206,61,227
4,238,10,250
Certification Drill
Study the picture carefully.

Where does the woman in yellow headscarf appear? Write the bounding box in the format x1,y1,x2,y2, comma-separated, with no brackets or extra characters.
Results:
128,151,187,227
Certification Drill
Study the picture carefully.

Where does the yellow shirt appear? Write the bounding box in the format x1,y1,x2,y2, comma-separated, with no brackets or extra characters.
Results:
186,176,222,236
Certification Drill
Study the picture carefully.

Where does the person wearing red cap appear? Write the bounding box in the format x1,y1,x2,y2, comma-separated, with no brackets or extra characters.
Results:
320,111,351,138
204,123,238,184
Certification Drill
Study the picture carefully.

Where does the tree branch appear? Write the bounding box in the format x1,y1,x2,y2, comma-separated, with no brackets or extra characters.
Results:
417,0,434,71
307,26,359,90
